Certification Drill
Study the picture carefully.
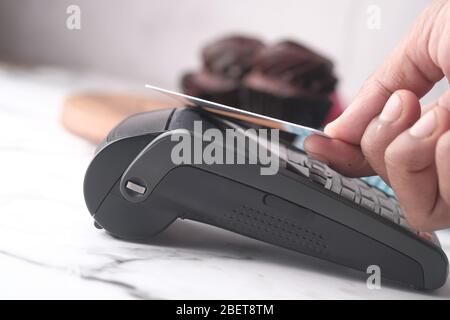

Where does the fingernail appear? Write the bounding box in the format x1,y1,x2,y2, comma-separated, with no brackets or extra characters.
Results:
379,93,402,122
409,110,436,138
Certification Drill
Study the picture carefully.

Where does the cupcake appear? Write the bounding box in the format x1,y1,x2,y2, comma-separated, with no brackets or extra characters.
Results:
181,35,264,106
202,35,265,79
241,41,338,127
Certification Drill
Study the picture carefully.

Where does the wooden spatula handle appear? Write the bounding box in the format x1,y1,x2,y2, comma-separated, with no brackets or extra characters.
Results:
60,93,175,144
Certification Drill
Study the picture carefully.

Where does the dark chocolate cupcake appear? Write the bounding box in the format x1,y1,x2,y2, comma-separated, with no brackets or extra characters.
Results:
202,35,265,79
181,72,240,106
241,41,338,127
181,35,264,106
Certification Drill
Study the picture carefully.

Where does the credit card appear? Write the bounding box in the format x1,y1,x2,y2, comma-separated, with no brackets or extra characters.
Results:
145,84,328,137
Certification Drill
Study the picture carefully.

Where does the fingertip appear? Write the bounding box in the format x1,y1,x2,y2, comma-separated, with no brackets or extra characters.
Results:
409,106,450,139
323,121,336,136
323,116,349,139
304,134,329,157
379,90,420,125
304,135,374,177
303,134,314,152
394,89,420,114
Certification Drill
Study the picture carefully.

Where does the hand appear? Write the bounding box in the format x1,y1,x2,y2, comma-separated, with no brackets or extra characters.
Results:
304,0,450,231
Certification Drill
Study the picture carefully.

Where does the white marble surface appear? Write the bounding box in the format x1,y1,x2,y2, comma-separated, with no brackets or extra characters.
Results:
1,65,450,300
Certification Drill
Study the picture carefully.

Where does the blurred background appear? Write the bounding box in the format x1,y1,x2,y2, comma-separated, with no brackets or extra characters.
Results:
0,0,446,103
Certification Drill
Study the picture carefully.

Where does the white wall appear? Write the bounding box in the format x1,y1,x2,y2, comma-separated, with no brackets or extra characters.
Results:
0,0,445,103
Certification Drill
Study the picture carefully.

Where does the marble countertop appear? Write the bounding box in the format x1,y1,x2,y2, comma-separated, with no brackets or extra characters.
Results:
1,65,450,300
